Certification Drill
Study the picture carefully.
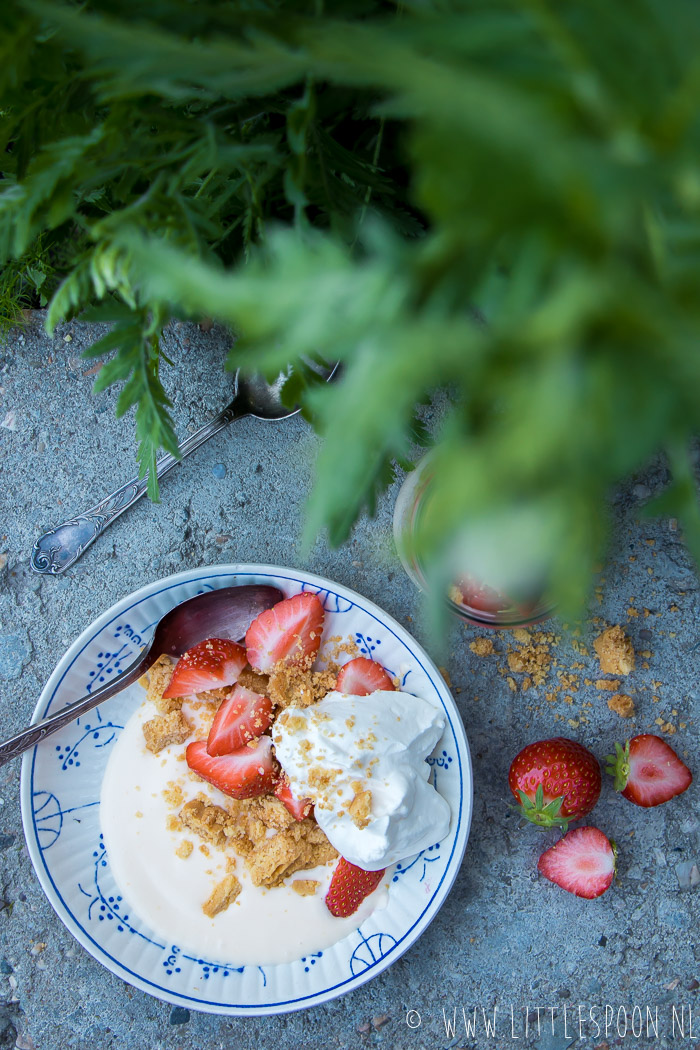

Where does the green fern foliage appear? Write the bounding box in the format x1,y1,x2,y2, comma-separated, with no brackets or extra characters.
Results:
3,0,700,614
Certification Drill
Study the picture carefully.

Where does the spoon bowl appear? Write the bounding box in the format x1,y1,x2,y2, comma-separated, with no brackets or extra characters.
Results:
0,583,282,766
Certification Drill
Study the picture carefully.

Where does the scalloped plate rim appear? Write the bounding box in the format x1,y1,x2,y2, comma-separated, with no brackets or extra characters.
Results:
20,563,473,1015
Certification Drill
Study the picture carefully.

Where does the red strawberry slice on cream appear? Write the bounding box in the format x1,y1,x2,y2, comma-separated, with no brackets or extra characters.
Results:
186,737,277,799
274,774,313,821
336,657,394,696
206,685,273,756
245,592,324,673
163,638,247,698
325,857,386,917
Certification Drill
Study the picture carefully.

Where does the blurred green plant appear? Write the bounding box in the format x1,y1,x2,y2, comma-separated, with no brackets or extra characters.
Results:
2,0,700,615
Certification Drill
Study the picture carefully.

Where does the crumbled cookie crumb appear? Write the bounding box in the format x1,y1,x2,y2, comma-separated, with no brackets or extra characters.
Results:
180,798,232,848
176,840,194,859
506,637,552,686
244,821,338,887
179,794,338,889
292,879,320,897
607,693,635,718
237,666,270,694
268,662,338,709
595,679,621,692
139,654,182,713
202,873,241,918
348,790,372,829
163,781,185,807
594,625,635,676
325,636,360,661
448,585,464,606
469,638,494,657
143,710,191,754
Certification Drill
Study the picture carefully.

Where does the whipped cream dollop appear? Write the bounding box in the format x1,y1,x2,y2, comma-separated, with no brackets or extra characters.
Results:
272,690,451,870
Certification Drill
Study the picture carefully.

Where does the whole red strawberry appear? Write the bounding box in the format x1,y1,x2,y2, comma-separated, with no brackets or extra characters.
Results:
508,737,601,830
605,734,692,807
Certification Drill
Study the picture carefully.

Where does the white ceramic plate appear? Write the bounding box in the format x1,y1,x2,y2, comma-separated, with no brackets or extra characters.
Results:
20,565,472,1015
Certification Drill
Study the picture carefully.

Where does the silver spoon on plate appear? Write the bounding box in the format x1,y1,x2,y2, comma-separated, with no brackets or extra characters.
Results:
31,361,337,575
0,583,282,766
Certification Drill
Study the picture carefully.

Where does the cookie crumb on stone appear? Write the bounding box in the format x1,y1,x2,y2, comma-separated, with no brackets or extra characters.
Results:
607,693,635,718
469,638,494,657
593,625,635,676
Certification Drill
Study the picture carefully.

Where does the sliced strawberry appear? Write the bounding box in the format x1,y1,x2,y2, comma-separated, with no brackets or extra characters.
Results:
325,857,386,917
606,734,693,807
186,737,277,800
274,774,313,821
206,685,273,757
537,826,616,900
163,638,247,698
336,657,395,696
245,592,324,673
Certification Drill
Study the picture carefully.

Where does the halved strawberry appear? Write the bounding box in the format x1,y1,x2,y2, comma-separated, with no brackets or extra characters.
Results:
537,826,616,899
606,734,693,807
336,657,395,696
325,857,386,917
186,736,277,799
163,638,247,698
274,774,313,821
245,592,324,673
206,685,273,756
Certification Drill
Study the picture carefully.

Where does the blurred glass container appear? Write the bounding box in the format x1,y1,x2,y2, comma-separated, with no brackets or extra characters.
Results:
393,453,556,629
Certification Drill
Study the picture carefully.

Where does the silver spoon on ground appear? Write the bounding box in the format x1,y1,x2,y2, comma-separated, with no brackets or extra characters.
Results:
31,362,337,575
0,583,283,766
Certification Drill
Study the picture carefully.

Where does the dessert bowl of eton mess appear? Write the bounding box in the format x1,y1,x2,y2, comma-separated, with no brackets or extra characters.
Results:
20,565,473,1015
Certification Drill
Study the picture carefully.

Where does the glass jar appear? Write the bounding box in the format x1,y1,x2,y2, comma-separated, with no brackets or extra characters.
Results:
393,453,556,629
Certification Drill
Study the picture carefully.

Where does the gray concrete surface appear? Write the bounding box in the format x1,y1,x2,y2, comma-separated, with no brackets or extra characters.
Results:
0,316,699,1050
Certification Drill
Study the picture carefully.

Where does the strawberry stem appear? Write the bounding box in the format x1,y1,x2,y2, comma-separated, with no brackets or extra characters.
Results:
604,741,631,793
515,787,570,831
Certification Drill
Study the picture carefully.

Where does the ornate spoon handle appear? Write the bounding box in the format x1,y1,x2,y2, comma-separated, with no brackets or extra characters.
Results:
31,396,246,575
0,649,152,766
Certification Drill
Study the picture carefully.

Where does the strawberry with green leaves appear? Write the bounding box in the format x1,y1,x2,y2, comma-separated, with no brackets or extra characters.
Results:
606,734,692,807
508,737,601,830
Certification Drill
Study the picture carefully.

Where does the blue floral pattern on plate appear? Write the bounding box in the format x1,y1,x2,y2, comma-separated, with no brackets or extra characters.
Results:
20,565,472,1016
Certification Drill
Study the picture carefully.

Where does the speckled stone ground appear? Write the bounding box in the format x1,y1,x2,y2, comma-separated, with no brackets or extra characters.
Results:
0,316,699,1050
